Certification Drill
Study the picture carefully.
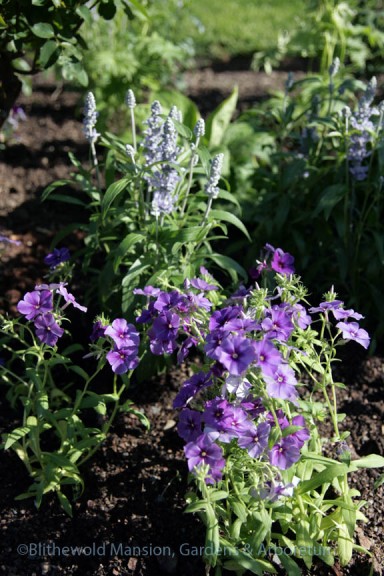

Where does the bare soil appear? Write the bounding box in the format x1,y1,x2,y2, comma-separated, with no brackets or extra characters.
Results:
0,67,383,576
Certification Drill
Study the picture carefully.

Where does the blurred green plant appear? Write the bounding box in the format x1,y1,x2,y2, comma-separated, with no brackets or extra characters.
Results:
218,65,384,345
0,0,145,128
79,0,196,130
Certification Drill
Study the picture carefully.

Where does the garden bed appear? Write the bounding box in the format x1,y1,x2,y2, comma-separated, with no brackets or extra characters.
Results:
0,70,383,576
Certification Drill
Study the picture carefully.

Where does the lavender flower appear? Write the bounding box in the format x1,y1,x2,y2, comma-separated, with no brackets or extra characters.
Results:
83,92,99,144
215,335,256,376
193,118,205,139
204,153,224,199
263,363,299,403
90,320,107,342
125,89,136,109
270,248,295,275
177,409,203,442
238,421,271,458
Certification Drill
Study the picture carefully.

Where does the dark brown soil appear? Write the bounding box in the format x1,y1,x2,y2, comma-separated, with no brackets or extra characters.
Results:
0,70,383,576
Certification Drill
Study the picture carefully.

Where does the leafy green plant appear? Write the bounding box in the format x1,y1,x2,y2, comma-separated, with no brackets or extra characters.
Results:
221,64,384,344
79,0,196,130
0,251,148,515
0,0,145,128
43,88,249,317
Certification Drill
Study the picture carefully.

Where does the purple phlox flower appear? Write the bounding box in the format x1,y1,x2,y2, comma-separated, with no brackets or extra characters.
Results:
336,321,370,349
309,299,343,314
238,421,271,458
90,320,107,342
269,436,301,470
248,262,267,281
173,371,213,408
291,303,312,329
136,302,156,324
263,363,299,403
222,375,251,400
177,336,198,364
133,286,161,297
229,285,252,301
203,397,233,430
185,291,212,312
266,409,289,429
253,476,300,502
221,406,254,440
332,308,364,321
261,306,294,341
44,247,70,269
34,313,64,346
184,433,226,484
0,234,22,246
17,290,53,320
153,290,186,313
289,415,310,448
208,306,242,332
241,395,266,419
105,318,140,349
35,282,67,291
57,285,87,313
270,248,295,275
253,338,283,376
189,277,218,291
106,347,139,374
223,316,260,334
148,311,180,355
177,408,203,442
215,334,256,376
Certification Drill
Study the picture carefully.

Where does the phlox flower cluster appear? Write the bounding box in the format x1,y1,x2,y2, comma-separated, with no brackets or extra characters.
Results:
89,318,140,375
16,249,88,347
250,243,295,280
134,251,370,495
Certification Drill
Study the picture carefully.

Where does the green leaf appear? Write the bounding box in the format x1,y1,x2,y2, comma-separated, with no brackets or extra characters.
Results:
57,490,73,517
31,22,55,39
296,463,348,494
279,553,302,576
314,185,347,220
3,427,30,450
231,500,247,522
209,490,229,502
101,177,131,214
348,454,384,471
39,40,59,68
113,233,145,273
46,194,86,207
206,253,247,282
206,86,238,147
76,5,92,24
209,208,251,241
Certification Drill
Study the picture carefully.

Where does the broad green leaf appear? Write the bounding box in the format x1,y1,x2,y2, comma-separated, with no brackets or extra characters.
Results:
206,86,238,147
46,194,86,206
76,5,92,24
31,22,55,39
208,490,229,501
279,553,302,576
101,177,131,214
185,499,209,513
231,500,247,522
209,208,251,241
39,40,59,68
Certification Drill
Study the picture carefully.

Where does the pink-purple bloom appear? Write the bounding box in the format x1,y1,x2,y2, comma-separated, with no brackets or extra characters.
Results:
106,347,139,374
44,247,70,269
336,321,370,349
215,335,256,376
269,436,301,470
17,290,53,320
238,421,271,458
105,318,140,349
57,285,87,313
270,248,295,275
184,433,226,484
34,313,64,346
